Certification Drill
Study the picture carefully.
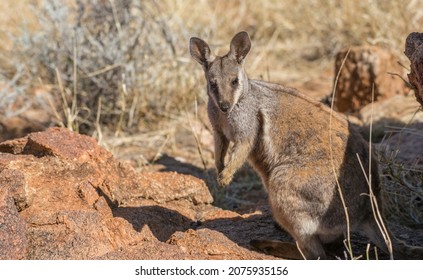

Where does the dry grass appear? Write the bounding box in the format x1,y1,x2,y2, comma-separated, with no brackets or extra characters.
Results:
2,0,423,134
379,126,423,228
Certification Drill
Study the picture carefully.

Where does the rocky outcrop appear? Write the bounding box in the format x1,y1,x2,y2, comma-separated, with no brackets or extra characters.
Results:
0,127,279,260
1,127,421,260
333,46,407,113
405,32,423,107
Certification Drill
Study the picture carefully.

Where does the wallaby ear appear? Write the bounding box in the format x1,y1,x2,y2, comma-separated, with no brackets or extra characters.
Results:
190,37,212,67
229,31,251,64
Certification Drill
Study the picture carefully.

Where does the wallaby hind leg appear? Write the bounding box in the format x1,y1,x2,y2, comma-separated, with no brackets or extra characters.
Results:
360,219,423,259
322,236,348,259
295,235,327,259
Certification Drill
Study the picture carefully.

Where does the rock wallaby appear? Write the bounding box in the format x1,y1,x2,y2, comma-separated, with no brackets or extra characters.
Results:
189,31,423,259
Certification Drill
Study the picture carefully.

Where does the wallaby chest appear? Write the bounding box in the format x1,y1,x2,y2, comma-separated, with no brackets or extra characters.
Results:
220,102,257,143
220,116,235,141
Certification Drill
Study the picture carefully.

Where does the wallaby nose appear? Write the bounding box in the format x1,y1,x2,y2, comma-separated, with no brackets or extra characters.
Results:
219,101,231,113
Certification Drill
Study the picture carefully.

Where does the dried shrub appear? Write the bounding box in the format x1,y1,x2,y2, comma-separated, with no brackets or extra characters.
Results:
379,130,423,228
2,0,198,134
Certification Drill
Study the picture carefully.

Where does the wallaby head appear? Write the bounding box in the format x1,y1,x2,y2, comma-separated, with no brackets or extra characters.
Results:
190,31,251,113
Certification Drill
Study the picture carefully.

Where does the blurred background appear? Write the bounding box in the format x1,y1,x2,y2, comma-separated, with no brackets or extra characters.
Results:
1,0,421,135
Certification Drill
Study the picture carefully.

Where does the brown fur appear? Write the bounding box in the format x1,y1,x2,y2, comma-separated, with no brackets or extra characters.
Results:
190,31,423,259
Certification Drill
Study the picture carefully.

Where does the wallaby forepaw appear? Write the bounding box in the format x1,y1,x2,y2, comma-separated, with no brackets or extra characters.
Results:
215,163,224,175
217,171,233,187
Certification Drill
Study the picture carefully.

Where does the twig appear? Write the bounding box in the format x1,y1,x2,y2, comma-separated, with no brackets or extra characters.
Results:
186,97,208,172
387,71,414,89
95,96,103,146
396,60,410,72
72,31,78,131
46,92,65,128
115,73,128,137
152,134,170,163
55,68,75,130
329,47,354,260
85,64,122,78
356,83,393,260
109,0,123,41
374,246,379,260
366,243,371,260
295,241,307,260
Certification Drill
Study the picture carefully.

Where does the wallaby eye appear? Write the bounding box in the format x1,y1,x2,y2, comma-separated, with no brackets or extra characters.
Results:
209,81,218,92
231,77,239,87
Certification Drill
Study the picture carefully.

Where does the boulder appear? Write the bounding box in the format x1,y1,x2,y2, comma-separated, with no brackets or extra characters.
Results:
0,128,145,259
405,32,423,107
333,46,407,113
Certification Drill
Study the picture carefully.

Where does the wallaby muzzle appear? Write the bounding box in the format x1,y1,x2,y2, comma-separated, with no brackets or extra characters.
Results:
219,101,231,113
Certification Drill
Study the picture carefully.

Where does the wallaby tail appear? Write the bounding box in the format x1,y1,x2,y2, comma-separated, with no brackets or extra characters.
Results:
393,239,423,260
250,239,304,260
361,219,423,259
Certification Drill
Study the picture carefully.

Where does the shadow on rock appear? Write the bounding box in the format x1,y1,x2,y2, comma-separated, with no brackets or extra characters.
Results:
155,154,266,212
113,205,193,242
111,201,289,259
156,154,210,179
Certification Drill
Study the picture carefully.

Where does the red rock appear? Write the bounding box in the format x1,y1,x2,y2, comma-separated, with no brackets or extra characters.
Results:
405,32,423,107
24,127,108,161
98,240,195,260
1,126,419,260
333,46,407,113
2,127,272,260
136,171,213,205
167,228,277,260
0,169,27,259
0,137,28,154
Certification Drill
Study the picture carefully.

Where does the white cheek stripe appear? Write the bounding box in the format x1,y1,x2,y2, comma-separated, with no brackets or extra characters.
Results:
232,72,243,107
208,83,220,108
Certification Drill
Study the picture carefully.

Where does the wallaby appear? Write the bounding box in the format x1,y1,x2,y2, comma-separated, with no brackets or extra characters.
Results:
190,31,423,260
